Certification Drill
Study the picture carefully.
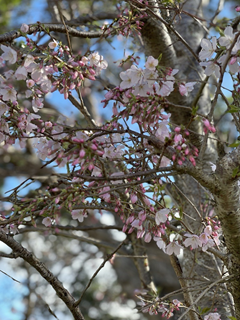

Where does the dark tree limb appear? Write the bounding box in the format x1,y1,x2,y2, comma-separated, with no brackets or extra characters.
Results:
0,230,85,320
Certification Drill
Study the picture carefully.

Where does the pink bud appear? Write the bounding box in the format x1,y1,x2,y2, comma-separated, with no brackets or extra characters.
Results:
89,68,96,75
88,181,95,187
91,144,98,151
87,75,96,81
137,230,145,238
79,149,85,158
55,196,60,204
72,71,78,79
88,163,94,170
69,83,76,90
211,125,216,133
230,56,237,65
72,158,80,166
189,155,196,166
128,227,134,234
126,216,135,225
112,105,118,116
144,232,152,243
203,119,211,131
96,150,104,156
122,224,128,233
130,193,138,204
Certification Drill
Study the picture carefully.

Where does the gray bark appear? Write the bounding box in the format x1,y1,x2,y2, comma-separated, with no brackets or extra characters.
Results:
139,0,235,319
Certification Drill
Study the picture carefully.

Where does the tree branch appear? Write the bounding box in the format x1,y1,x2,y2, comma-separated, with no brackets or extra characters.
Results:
0,24,104,44
0,229,85,320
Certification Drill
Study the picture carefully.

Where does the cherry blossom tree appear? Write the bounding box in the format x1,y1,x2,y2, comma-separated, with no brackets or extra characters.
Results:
1,0,240,319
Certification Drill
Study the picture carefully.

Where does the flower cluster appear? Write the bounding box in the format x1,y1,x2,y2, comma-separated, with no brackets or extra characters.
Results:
199,26,240,77
0,38,107,147
135,289,182,318
102,4,147,37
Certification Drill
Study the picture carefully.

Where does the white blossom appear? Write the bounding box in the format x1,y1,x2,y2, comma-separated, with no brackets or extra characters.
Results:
166,242,182,255
155,208,170,225
199,37,217,61
0,44,17,64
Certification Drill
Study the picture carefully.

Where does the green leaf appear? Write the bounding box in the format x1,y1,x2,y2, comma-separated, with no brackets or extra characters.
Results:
191,106,198,116
227,105,240,113
228,317,237,320
232,167,240,178
158,53,162,63
197,306,211,315
228,141,240,148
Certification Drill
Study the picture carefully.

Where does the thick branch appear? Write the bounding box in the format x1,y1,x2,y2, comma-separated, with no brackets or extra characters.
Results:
214,147,240,318
0,24,103,43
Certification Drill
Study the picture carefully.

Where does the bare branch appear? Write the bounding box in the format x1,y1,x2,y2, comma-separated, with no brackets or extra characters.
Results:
0,24,103,44
0,229,85,320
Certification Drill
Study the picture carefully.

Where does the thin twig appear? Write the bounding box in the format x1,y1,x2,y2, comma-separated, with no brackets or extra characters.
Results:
0,229,85,320
74,239,126,306
177,275,234,320
0,269,21,283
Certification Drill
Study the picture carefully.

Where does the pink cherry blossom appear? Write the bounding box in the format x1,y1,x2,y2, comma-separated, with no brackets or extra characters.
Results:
204,225,212,235
0,44,17,64
26,79,35,88
24,55,35,67
133,82,150,96
157,81,174,96
219,27,235,48
204,312,221,320
71,209,88,222
154,236,166,251
1,86,17,101
200,61,220,78
142,68,157,86
120,65,142,89
155,208,170,225
155,121,170,141
20,23,29,33
0,101,9,116
42,217,52,227
199,37,217,61
48,40,58,49
166,242,182,255
202,239,215,252
145,56,158,70
183,234,202,249
88,51,101,66
179,82,196,96
15,66,28,80
32,97,44,112
131,219,142,230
